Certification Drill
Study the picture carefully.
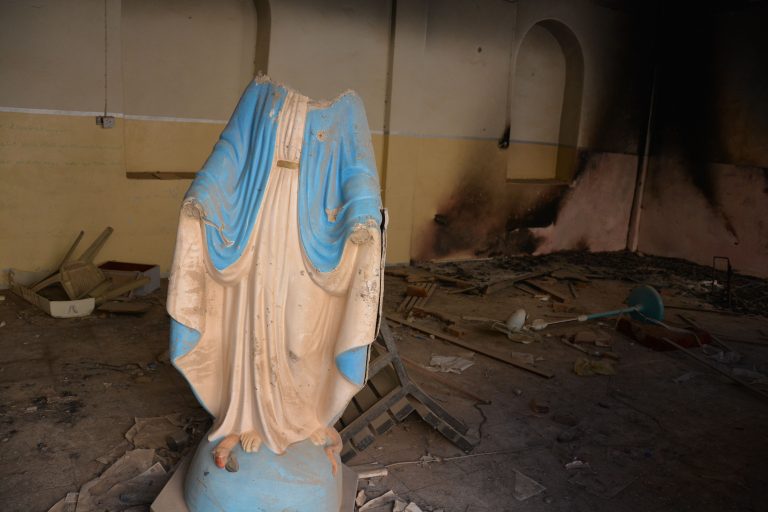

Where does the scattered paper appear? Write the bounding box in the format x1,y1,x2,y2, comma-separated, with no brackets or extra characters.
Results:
732,367,767,383
574,357,616,376
428,354,474,374
359,490,396,511
91,462,169,510
125,414,184,449
96,439,132,465
393,499,407,512
565,459,590,470
73,448,156,511
512,470,546,501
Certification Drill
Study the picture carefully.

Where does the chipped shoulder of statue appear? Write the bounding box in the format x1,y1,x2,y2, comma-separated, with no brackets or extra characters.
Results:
166,77,385,488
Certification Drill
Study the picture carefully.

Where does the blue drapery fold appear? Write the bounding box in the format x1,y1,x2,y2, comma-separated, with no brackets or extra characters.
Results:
171,80,383,388
299,93,382,272
185,80,286,271
185,80,382,273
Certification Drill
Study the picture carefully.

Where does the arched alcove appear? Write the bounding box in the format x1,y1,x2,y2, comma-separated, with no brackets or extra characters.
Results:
507,20,583,182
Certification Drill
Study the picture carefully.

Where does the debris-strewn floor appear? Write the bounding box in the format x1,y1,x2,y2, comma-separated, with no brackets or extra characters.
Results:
1,252,767,512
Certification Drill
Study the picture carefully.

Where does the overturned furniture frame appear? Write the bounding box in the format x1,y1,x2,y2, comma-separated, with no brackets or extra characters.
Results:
335,321,475,462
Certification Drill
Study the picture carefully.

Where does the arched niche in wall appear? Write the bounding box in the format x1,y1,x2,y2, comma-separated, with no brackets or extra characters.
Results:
123,0,270,179
506,20,583,182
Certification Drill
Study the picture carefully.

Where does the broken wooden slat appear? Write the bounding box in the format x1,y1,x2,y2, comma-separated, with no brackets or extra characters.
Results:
484,270,551,295
568,282,578,299
413,282,437,310
428,273,476,289
384,267,410,278
522,280,569,303
411,306,459,325
550,269,590,282
445,325,467,338
387,314,554,379
406,285,429,297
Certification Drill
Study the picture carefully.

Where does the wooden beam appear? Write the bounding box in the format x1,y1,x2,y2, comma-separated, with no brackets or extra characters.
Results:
386,314,554,379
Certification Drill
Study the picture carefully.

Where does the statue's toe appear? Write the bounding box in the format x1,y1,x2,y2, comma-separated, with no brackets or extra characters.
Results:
212,434,240,469
240,431,263,453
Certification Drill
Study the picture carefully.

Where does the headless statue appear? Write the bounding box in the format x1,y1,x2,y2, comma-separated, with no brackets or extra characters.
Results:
167,78,385,511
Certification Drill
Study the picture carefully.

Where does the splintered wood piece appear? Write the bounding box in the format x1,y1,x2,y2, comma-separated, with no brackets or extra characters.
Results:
398,282,434,313
445,325,467,338
429,273,476,288
411,306,458,325
406,274,435,284
413,283,437,309
522,280,569,303
484,270,551,295
384,267,410,278
550,269,590,282
406,285,429,297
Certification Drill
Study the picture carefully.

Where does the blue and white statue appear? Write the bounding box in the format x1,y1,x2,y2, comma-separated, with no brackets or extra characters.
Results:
166,77,385,511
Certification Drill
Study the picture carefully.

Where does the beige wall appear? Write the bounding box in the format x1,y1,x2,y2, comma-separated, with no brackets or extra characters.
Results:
0,0,256,284
268,0,390,130
2,0,681,286
122,0,256,120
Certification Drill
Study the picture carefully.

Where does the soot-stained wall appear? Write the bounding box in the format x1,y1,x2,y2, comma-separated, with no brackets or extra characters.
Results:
638,2,768,277
416,1,651,261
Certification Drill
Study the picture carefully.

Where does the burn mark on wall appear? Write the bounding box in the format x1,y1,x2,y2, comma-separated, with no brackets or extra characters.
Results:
642,1,768,245
419,146,644,261
423,170,575,259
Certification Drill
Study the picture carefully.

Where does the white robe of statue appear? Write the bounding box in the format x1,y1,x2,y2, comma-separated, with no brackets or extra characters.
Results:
167,88,384,456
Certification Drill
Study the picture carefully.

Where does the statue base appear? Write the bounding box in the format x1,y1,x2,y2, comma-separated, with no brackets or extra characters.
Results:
152,437,357,512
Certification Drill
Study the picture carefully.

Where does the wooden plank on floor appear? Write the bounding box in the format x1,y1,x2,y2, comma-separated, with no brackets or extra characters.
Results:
387,314,554,379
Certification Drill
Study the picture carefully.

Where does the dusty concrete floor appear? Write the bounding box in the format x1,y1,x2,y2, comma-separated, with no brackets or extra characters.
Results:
1,254,767,511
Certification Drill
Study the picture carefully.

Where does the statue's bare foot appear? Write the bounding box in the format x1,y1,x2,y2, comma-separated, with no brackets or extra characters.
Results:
240,431,263,453
213,434,240,469
310,426,342,476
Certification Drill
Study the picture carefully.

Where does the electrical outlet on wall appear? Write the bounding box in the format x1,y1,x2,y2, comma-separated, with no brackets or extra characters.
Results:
96,115,115,129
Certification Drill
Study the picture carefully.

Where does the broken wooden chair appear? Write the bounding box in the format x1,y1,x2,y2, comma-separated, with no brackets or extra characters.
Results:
335,321,476,461
31,227,149,305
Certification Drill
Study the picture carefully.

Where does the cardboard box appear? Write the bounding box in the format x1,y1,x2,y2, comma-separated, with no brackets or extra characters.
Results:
8,269,95,318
